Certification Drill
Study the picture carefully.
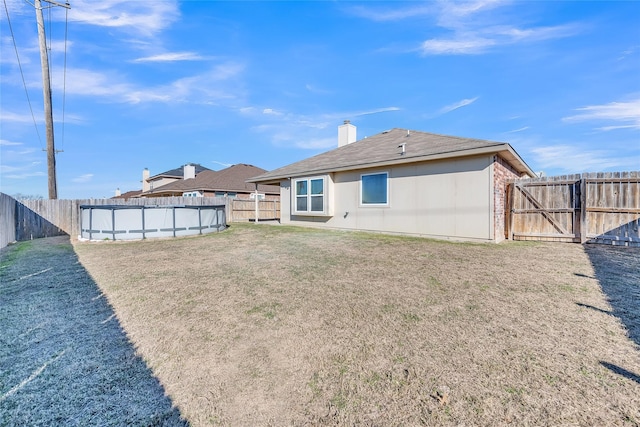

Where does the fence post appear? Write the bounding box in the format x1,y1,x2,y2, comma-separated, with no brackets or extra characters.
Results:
508,182,515,240
580,175,587,244
254,192,259,223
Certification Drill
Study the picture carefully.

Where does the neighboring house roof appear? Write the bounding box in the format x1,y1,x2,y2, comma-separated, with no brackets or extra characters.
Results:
191,164,280,194
149,163,211,180
142,164,280,196
112,190,142,199
248,128,536,184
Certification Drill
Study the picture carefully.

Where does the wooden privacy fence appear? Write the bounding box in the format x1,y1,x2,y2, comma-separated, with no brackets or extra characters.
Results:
507,172,640,246
1,194,281,247
16,196,228,241
230,199,280,222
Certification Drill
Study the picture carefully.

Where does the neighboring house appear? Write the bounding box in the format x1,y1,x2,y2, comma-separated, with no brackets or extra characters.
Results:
143,163,212,192
112,189,142,200
248,121,536,243
140,163,280,200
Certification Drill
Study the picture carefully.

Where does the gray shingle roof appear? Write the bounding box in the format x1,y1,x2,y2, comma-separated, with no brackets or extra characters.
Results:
248,128,535,183
142,164,280,196
149,163,211,180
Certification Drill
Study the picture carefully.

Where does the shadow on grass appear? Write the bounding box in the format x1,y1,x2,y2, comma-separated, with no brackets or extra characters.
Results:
583,244,640,348
575,302,611,316
0,237,188,426
600,361,640,385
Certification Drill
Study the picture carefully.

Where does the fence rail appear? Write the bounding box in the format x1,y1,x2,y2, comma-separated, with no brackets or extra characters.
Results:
508,171,640,246
1,194,282,249
18,196,229,240
231,199,280,222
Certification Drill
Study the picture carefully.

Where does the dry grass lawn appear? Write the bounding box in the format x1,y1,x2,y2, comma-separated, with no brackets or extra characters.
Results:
74,223,640,426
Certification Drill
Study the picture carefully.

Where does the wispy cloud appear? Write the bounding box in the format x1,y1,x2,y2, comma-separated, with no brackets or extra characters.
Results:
248,106,400,150
430,0,580,55
0,139,23,146
70,0,179,36
211,161,233,168
72,174,94,183
505,126,529,134
0,111,42,123
530,145,640,173
354,107,401,117
421,24,579,55
439,0,506,19
617,46,638,61
347,4,434,22
421,38,495,55
439,97,479,114
263,108,283,116
1,159,45,180
3,171,46,179
563,99,640,130
353,0,580,56
305,84,332,95
132,52,204,63
57,62,245,105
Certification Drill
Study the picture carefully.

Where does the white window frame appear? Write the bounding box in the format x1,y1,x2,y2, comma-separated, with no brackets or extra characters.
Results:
214,191,237,198
360,171,389,207
293,176,329,215
182,191,203,198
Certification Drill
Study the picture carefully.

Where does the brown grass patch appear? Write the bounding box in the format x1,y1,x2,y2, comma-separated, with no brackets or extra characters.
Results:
74,224,640,426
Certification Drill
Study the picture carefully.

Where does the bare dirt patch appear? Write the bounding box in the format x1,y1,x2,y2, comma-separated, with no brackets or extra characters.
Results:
73,224,640,426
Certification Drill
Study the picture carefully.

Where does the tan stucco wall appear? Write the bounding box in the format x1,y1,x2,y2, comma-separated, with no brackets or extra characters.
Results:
149,177,179,190
280,155,497,242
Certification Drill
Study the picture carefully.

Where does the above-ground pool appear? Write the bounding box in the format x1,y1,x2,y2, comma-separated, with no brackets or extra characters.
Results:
80,204,226,240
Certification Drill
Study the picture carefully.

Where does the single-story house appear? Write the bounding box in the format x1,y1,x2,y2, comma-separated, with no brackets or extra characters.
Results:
248,121,536,242
140,163,280,200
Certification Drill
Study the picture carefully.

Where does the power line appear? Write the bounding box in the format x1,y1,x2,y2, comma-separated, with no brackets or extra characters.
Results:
2,0,44,149
60,4,69,152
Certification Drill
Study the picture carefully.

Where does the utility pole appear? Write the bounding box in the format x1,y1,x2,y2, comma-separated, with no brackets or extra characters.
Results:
34,0,70,199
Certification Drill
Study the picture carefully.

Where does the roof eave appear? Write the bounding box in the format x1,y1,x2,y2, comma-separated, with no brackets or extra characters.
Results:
497,145,537,178
248,144,536,184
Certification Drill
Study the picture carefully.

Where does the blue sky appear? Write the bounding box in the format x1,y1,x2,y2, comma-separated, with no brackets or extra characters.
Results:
1,0,639,199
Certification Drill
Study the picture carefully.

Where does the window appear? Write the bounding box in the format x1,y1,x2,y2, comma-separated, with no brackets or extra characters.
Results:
214,191,237,198
361,172,388,205
294,177,325,214
183,191,203,198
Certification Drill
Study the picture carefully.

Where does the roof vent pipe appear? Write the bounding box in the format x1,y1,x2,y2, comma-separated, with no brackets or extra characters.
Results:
338,120,357,147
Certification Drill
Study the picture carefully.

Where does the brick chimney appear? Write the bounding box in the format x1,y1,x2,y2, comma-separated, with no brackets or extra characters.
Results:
338,120,356,147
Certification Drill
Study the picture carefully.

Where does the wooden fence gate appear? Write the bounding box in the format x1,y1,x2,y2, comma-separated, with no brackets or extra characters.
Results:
508,172,640,246
230,199,280,222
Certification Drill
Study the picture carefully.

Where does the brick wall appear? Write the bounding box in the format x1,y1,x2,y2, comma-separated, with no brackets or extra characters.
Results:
493,156,521,242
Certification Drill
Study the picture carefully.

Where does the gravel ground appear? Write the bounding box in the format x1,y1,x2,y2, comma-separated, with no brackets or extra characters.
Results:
0,236,187,426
